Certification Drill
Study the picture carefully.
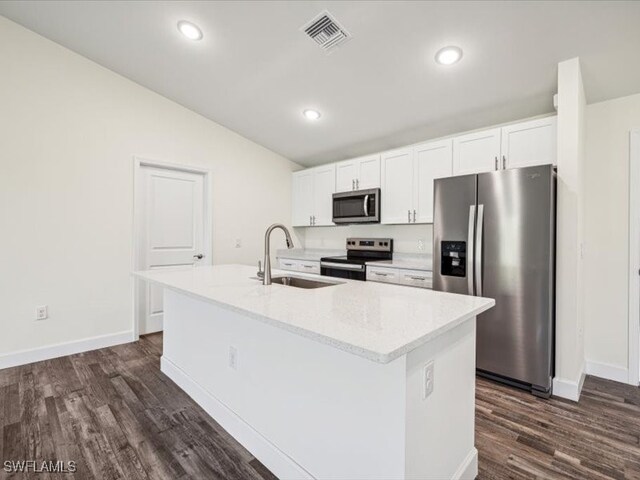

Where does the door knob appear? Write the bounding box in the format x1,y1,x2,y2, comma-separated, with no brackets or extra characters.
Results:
193,254,204,260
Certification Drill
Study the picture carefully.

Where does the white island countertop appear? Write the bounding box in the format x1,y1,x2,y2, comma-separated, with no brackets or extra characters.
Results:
134,264,494,364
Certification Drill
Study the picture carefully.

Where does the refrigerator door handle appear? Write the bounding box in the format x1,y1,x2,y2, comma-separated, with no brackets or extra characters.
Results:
467,205,476,295
475,204,484,297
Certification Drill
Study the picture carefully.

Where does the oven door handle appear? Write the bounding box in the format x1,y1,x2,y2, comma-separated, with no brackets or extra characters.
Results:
320,262,365,271
363,194,369,217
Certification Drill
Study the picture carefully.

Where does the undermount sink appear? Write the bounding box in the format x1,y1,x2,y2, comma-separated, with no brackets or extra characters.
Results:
268,275,341,289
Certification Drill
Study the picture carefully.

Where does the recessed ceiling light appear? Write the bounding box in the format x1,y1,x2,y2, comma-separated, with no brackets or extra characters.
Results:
435,46,463,65
303,109,321,121
177,21,203,41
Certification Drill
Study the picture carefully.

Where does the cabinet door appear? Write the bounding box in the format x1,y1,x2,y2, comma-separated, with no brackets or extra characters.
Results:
501,116,557,169
312,164,336,226
356,154,381,189
452,128,501,175
366,266,400,284
413,139,453,224
335,160,357,193
399,269,433,289
381,148,414,224
278,258,300,271
291,170,314,226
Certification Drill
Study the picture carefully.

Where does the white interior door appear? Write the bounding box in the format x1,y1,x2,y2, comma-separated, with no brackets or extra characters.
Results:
138,165,207,334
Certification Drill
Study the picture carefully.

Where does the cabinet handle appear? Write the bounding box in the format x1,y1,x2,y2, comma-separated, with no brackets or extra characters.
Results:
310,215,312,226
413,209,416,223
374,272,389,277
408,210,411,223
502,155,506,169
352,179,355,190
494,156,498,170
303,265,314,269
356,179,359,189
409,276,426,281
313,215,316,225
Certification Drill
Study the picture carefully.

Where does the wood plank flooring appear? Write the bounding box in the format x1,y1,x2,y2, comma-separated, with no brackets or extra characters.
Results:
0,333,638,479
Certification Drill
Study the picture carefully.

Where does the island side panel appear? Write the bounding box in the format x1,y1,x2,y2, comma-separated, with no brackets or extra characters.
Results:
162,289,408,480
404,318,477,480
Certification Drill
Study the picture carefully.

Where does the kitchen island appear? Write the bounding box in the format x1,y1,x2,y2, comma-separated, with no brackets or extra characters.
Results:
134,265,494,480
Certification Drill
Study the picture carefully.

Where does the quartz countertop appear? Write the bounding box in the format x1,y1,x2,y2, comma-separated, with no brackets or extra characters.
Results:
133,264,493,364
275,248,344,262
366,253,433,272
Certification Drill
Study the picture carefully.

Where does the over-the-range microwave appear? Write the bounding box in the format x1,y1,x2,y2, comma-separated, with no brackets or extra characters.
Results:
332,188,380,224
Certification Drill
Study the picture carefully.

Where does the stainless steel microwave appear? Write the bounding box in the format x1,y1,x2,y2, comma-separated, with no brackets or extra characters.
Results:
332,188,380,224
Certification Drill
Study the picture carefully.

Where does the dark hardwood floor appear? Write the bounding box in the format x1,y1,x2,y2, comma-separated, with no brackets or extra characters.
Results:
1,333,639,479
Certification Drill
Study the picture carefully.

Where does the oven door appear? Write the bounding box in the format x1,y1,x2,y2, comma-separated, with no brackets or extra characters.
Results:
320,261,366,281
332,188,380,224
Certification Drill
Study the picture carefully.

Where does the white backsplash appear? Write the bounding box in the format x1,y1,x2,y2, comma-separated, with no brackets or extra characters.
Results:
297,224,433,254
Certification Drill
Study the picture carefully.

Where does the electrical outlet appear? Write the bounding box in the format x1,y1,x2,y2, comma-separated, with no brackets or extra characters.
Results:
235,238,242,248
36,305,48,321
229,346,238,370
423,361,434,399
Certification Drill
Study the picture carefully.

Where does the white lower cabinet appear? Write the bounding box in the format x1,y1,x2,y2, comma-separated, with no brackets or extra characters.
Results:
278,258,320,275
367,266,432,289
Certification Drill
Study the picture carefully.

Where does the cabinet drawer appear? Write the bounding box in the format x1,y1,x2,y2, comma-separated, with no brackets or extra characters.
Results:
366,266,400,284
399,269,433,289
278,259,299,271
297,260,320,275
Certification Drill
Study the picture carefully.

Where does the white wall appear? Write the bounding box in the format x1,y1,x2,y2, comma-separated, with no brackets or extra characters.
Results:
554,58,587,400
300,224,433,254
583,92,640,380
0,17,300,357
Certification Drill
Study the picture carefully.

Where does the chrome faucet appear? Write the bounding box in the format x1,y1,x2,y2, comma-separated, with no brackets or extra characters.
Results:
261,223,294,285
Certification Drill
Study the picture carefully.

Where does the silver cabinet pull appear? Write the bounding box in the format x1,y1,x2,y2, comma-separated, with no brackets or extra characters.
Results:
352,179,355,190
356,179,359,189
467,205,476,296
475,204,484,297
373,272,389,277
193,254,204,260
302,265,314,269
502,155,506,169
309,215,312,226
494,156,498,170
364,195,369,217
413,209,416,223
313,215,316,225
408,210,411,223
409,276,426,281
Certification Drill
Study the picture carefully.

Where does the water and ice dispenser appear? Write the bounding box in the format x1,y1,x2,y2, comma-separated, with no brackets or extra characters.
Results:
440,241,466,277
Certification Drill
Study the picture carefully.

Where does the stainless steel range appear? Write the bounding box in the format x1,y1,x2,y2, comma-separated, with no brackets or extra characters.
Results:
320,238,393,281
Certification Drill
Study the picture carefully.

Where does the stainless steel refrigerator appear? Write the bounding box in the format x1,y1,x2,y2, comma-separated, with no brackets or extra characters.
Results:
433,164,555,397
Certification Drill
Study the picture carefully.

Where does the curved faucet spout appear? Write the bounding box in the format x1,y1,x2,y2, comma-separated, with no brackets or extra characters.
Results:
263,223,294,285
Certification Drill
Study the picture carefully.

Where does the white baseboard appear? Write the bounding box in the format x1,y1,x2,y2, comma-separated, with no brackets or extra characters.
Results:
552,369,586,402
585,360,630,384
453,448,478,480
161,356,313,480
0,330,134,370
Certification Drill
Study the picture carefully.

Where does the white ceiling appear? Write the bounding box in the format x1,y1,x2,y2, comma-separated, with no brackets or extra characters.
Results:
1,1,639,166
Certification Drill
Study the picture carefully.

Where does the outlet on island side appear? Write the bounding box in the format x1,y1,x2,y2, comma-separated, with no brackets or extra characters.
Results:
423,361,434,399
36,305,48,321
229,345,238,370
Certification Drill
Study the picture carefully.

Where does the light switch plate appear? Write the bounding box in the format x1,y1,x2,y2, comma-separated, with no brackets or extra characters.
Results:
423,361,434,399
36,305,48,321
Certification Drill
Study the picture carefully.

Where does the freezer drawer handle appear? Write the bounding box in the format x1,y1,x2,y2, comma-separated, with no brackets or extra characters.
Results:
475,204,484,297
467,205,476,295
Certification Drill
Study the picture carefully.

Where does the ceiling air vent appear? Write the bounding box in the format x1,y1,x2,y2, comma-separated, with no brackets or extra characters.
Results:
301,11,351,53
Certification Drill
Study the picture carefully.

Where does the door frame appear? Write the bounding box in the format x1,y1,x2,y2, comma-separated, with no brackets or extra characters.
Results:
629,130,640,386
132,156,213,339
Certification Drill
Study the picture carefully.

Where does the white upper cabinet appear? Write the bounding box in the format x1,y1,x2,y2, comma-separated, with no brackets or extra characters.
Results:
381,148,414,224
313,164,337,226
335,154,381,192
292,170,314,227
335,160,358,193
501,116,557,169
291,164,336,227
356,154,381,189
413,139,453,224
453,128,502,175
